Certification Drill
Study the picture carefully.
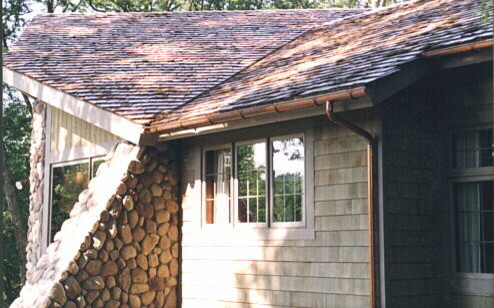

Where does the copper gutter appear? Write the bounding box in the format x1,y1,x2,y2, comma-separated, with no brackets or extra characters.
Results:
422,39,493,58
325,101,377,308
146,87,367,134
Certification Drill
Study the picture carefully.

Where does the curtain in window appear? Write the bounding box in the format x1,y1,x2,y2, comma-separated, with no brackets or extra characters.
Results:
457,182,481,272
455,132,479,168
214,150,230,224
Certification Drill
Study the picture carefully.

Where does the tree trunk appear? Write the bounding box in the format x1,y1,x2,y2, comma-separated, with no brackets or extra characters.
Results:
369,0,385,8
3,166,28,285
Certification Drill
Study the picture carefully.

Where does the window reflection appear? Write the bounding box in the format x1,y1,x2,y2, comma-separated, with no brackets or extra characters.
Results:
272,137,304,223
237,142,267,223
51,163,89,242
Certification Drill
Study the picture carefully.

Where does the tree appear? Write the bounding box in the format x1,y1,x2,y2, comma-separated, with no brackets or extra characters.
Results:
2,100,31,305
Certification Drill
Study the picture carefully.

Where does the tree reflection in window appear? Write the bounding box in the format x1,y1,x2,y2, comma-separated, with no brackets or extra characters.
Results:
272,137,304,223
92,159,105,178
237,142,267,223
50,163,89,242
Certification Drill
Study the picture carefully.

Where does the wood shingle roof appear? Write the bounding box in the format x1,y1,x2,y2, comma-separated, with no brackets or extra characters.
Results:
3,0,492,131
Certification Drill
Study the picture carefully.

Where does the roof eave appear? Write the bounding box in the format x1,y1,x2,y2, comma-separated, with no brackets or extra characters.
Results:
149,87,370,140
2,67,149,145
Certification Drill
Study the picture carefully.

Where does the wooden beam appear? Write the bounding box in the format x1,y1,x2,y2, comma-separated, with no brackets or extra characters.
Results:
2,67,147,145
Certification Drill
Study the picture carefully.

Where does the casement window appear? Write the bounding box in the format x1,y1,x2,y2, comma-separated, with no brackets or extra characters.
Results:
49,156,104,242
202,133,310,231
451,128,494,274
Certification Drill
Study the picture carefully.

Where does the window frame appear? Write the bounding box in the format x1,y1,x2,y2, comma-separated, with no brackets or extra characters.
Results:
199,122,315,240
47,155,105,244
269,133,307,229
448,125,494,279
233,138,269,229
42,103,122,251
201,143,234,230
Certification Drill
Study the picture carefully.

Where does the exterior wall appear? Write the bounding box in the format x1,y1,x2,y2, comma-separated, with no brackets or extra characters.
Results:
41,106,122,253
50,107,119,153
437,64,494,308
13,143,180,308
179,114,377,307
381,62,493,308
380,84,444,307
26,100,47,282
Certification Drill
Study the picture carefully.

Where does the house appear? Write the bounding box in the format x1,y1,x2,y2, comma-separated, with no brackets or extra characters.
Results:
2,0,493,306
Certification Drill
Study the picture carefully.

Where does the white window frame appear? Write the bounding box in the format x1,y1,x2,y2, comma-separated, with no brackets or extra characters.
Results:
201,143,234,231
448,125,494,279
269,133,307,229
199,125,315,240
41,106,121,251
234,138,269,229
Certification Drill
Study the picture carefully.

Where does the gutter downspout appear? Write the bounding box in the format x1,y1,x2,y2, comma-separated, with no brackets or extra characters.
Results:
325,101,377,308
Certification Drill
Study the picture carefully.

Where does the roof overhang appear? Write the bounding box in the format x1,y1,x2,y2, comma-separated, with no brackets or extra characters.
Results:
368,39,493,104
3,40,492,144
156,94,373,141
3,67,147,145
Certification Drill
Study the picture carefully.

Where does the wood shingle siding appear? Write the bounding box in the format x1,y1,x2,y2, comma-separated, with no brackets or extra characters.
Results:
381,85,444,307
439,65,493,308
180,113,376,307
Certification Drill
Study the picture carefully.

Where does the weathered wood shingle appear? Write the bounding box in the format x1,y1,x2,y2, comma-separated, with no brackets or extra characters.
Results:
3,9,360,123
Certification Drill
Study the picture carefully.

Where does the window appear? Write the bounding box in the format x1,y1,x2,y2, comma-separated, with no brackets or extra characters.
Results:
452,128,494,274
453,129,493,168
204,147,232,224
49,156,104,242
455,181,493,273
203,134,309,230
272,136,304,224
237,141,267,224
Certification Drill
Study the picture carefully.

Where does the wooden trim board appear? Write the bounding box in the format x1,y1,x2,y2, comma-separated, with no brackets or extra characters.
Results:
3,67,145,144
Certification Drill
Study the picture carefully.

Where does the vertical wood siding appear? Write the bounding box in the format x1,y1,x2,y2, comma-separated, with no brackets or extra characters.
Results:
50,107,119,152
180,113,376,307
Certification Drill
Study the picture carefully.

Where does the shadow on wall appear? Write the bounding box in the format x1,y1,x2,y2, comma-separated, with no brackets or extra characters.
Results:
179,115,373,307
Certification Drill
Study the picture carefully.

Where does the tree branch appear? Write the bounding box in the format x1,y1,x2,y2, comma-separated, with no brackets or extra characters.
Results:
21,93,33,115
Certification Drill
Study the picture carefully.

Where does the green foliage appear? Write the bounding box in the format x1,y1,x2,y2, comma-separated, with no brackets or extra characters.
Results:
2,0,33,47
479,0,492,24
2,101,31,305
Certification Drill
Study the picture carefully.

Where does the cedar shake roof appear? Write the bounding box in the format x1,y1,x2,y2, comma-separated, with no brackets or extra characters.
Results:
3,9,362,124
155,0,492,126
3,0,492,130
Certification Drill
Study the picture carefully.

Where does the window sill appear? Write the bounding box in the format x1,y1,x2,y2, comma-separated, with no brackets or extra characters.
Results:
448,166,494,180
454,272,494,280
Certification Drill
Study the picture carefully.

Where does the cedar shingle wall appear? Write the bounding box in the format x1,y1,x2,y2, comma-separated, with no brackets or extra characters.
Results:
179,114,376,307
381,63,494,308
439,64,494,308
381,83,444,307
